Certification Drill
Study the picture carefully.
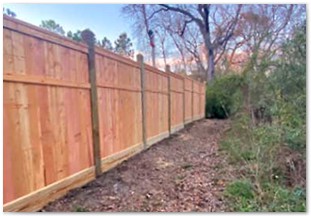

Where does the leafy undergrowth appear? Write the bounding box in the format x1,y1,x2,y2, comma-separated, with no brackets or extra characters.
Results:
213,21,306,212
219,113,306,212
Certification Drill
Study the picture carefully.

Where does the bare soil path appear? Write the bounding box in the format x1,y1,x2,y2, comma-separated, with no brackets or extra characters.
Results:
42,119,232,212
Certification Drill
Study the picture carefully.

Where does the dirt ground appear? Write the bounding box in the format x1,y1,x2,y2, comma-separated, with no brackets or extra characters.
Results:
41,119,233,212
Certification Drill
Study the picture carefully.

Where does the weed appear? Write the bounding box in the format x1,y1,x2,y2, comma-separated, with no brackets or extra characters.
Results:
73,206,89,212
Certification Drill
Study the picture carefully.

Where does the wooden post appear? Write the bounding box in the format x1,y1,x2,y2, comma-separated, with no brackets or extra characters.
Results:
137,54,147,149
165,65,171,135
191,80,194,122
203,81,207,118
81,29,101,177
183,78,186,125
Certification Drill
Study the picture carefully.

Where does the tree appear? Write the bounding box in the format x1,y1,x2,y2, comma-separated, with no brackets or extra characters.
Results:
67,30,82,42
98,37,113,51
124,4,242,82
226,5,305,125
114,33,134,58
122,5,157,66
3,7,16,17
40,19,65,36
160,4,243,82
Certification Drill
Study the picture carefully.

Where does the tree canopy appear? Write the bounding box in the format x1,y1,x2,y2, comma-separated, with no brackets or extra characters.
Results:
114,33,134,57
40,19,65,36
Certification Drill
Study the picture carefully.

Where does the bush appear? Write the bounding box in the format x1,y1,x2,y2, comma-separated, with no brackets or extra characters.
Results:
224,180,258,212
205,74,245,119
225,180,254,199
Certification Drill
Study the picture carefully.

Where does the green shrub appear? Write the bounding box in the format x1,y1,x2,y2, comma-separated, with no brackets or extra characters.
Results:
267,186,306,212
225,180,254,199
205,74,245,119
224,180,258,212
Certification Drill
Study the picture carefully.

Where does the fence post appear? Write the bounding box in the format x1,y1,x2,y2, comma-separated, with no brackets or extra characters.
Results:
183,78,186,125
81,29,101,177
191,80,194,122
137,54,147,149
165,65,171,135
203,81,206,118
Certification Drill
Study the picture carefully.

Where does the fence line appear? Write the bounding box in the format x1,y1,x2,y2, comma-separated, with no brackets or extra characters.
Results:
3,15,206,212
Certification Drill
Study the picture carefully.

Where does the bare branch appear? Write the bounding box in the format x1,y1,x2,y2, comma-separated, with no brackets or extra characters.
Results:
159,4,203,27
216,4,242,47
180,19,194,37
147,7,168,20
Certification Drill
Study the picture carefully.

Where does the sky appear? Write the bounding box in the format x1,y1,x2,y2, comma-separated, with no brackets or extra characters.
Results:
3,4,135,47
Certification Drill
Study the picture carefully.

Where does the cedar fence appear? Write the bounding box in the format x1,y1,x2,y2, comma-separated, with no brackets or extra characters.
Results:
3,15,206,212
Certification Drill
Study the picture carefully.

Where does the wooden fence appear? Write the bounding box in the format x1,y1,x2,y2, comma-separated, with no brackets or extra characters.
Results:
3,15,206,212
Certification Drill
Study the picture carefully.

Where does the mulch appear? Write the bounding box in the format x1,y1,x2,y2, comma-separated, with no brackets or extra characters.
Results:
41,119,233,212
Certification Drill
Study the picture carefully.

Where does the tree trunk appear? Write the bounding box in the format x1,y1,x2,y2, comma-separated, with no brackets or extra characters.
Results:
207,48,215,82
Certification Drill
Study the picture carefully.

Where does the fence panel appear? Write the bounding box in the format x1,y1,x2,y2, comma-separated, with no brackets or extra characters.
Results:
169,72,184,133
3,15,206,212
3,16,95,212
95,49,143,171
192,81,201,121
199,84,206,118
144,65,169,147
184,78,193,123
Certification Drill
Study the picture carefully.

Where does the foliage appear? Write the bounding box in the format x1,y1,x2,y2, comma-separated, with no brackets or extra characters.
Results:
269,22,306,153
98,36,113,51
225,180,254,199
225,179,305,212
67,30,82,42
40,19,128,56
205,74,245,119
114,33,134,58
40,20,65,36
3,7,16,17
220,21,306,212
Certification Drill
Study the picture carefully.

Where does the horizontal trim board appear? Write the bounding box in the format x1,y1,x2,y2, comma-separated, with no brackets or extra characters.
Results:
101,143,143,172
184,119,193,124
97,84,141,92
171,123,184,134
192,115,202,121
146,131,170,148
100,143,143,167
170,89,184,94
184,89,193,92
145,89,168,95
3,167,95,212
4,74,91,89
